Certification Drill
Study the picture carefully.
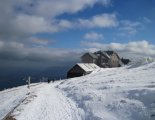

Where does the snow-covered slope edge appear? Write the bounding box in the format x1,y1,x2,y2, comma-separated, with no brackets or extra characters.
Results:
58,61,155,120
0,83,46,120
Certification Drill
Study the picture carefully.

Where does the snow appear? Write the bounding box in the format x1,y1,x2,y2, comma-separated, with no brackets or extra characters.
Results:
0,60,155,120
0,83,45,120
58,61,155,120
13,82,81,120
77,63,100,72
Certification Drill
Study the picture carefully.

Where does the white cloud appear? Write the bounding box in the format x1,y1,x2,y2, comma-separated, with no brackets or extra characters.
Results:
0,12,119,40
118,20,142,36
78,13,118,28
57,20,73,29
2,0,111,18
0,0,113,39
33,0,111,17
28,37,55,46
143,17,152,23
84,31,104,40
52,13,118,31
81,40,155,57
13,15,56,34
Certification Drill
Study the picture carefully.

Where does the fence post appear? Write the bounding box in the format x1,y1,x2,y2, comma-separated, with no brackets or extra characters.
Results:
27,76,31,89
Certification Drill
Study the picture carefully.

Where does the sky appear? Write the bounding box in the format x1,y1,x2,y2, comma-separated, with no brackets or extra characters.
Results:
0,0,155,70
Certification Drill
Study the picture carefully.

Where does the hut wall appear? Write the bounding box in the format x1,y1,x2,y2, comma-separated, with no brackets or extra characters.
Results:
67,65,86,78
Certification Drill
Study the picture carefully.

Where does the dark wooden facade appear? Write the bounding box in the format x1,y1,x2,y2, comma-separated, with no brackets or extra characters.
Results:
67,64,90,78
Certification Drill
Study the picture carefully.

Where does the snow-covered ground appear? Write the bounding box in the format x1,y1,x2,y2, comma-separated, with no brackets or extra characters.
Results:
0,83,46,120
0,60,155,120
58,62,155,120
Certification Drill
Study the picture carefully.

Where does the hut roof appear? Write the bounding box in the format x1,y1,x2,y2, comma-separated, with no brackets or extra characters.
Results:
77,63,100,72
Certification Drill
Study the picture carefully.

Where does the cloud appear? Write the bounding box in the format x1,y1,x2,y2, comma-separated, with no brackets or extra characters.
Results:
13,14,57,34
81,40,155,57
1,0,154,69
28,37,55,46
57,20,73,29
54,13,118,30
143,17,152,23
0,0,111,17
32,0,112,17
118,20,142,36
0,0,113,39
0,0,114,69
78,13,118,28
0,12,57,39
54,13,118,31
84,31,104,41
0,40,82,68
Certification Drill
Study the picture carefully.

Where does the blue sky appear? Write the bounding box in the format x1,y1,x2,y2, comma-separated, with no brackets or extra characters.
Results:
0,0,155,68
32,0,155,50
45,0,155,47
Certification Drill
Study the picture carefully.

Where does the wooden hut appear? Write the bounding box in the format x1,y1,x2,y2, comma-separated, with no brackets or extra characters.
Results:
67,63,100,78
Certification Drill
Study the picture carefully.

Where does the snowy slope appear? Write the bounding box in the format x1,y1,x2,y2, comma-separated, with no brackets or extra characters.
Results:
58,62,155,120
0,83,46,120
12,82,81,120
119,51,155,67
0,61,155,120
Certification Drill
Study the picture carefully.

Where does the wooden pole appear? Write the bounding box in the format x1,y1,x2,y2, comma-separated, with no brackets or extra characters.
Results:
27,76,31,89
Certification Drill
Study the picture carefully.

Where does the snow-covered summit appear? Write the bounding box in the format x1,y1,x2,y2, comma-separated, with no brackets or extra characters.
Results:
119,51,155,67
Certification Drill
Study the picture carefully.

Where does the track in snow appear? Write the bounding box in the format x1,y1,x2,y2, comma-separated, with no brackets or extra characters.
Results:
0,83,45,120
12,83,81,120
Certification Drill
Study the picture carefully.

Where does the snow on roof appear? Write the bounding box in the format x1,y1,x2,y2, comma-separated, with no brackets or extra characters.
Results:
77,63,100,72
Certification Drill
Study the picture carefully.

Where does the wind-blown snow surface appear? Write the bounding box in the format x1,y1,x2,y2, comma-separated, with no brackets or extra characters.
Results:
58,62,155,120
0,83,46,120
0,61,155,120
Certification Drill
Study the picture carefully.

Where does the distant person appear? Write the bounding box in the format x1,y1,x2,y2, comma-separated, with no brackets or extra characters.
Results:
52,79,55,83
48,79,50,83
